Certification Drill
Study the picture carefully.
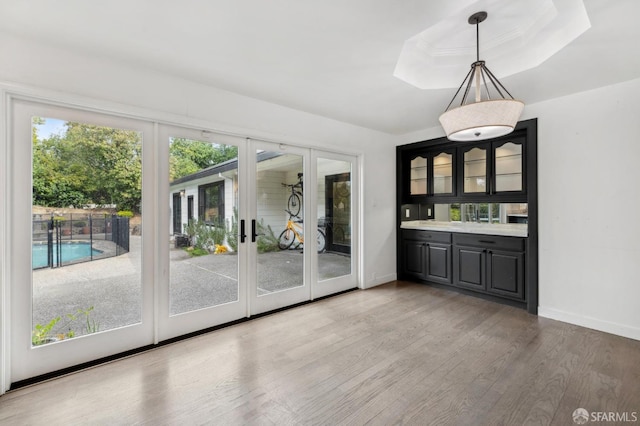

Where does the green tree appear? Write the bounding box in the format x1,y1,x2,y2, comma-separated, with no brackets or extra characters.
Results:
32,119,142,211
169,138,237,180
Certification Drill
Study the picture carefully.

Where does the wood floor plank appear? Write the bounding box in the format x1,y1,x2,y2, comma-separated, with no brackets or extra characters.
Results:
1,281,639,425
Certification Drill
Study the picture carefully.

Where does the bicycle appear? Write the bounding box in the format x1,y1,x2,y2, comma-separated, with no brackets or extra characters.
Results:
278,209,326,253
281,173,303,216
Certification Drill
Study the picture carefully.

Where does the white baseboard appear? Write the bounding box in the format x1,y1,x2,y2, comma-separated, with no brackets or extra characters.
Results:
538,306,640,341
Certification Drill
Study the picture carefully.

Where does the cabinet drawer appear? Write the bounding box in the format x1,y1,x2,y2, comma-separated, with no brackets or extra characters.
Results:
402,229,451,244
452,233,524,251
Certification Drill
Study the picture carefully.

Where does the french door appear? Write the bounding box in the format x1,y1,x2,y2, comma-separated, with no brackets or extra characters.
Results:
6,102,359,386
10,100,156,382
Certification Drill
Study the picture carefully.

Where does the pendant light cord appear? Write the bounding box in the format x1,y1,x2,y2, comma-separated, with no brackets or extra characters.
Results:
476,18,480,62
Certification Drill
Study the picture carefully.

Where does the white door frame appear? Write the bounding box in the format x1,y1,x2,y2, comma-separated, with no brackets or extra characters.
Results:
247,139,313,315
9,99,156,383
0,93,363,393
312,150,360,299
156,124,248,341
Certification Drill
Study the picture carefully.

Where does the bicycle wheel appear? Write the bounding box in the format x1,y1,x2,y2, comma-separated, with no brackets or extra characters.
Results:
278,228,295,250
287,193,302,216
316,228,326,253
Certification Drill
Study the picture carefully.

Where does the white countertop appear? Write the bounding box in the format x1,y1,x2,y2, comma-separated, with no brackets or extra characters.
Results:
401,220,528,237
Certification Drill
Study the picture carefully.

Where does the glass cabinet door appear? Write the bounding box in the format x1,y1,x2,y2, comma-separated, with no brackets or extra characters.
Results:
409,155,427,195
433,152,453,194
494,141,523,192
463,147,487,193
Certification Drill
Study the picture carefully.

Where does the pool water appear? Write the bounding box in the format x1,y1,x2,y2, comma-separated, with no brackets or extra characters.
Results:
32,242,102,269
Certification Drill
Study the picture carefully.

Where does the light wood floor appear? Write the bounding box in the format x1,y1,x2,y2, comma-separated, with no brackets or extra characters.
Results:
1,281,639,425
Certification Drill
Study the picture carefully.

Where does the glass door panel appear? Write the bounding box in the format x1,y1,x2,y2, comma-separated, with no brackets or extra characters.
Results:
11,100,154,382
410,155,427,195
463,147,487,193
168,136,240,315
314,152,358,298
158,126,246,341
31,117,144,342
249,142,310,315
494,142,523,192
433,152,453,194
318,159,351,266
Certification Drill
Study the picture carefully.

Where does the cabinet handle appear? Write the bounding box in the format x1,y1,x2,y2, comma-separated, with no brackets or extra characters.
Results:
478,240,496,244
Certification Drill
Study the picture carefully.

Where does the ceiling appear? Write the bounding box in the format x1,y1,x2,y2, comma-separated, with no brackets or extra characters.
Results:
1,0,639,135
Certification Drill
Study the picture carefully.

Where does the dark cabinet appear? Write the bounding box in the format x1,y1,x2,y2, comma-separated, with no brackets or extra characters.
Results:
487,250,524,300
400,230,451,285
452,234,525,301
458,138,525,199
402,239,426,280
453,245,486,291
405,148,456,199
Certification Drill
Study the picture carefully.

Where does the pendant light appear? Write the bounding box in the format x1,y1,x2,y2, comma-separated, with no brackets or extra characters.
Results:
439,12,524,142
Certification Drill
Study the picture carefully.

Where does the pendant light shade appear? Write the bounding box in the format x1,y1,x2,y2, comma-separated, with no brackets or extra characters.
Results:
439,12,523,141
439,99,524,141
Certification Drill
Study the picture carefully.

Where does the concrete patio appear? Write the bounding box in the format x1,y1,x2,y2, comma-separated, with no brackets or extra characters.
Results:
32,236,351,341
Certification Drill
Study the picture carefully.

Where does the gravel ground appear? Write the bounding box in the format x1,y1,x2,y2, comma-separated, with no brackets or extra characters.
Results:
32,236,351,340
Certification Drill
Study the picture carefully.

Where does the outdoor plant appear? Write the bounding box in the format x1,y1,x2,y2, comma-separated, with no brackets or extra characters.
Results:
184,219,226,251
73,220,86,228
32,306,100,346
226,207,238,252
116,210,134,218
256,219,279,253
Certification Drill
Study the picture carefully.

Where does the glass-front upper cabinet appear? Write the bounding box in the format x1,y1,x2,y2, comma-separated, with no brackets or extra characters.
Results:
462,146,488,194
459,138,525,197
408,149,455,198
494,141,523,192
433,152,453,194
409,155,427,196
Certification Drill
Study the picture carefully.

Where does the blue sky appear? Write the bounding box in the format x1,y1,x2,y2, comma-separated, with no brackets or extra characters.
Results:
35,117,66,139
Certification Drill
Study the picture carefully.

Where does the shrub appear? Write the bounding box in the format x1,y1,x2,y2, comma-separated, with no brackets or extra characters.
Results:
256,219,279,253
116,210,134,218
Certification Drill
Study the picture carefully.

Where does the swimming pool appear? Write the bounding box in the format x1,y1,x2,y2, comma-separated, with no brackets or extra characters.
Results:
32,242,102,269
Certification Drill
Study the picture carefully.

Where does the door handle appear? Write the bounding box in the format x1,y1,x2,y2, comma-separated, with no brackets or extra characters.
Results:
252,219,258,242
240,219,247,243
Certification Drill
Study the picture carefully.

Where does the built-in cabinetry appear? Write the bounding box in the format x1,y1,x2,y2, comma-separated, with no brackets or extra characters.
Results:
452,233,524,301
404,136,526,203
408,149,455,197
401,230,451,284
396,119,538,313
400,230,525,304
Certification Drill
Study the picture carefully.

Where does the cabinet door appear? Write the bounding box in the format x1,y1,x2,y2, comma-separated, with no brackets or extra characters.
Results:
425,243,451,284
453,245,486,291
402,239,425,279
408,155,428,196
487,250,524,300
460,145,489,195
432,150,455,195
493,140,524,193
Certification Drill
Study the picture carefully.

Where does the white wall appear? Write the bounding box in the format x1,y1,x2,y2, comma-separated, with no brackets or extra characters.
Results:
0,33,397,290
528,77,640,341
397,77,640,341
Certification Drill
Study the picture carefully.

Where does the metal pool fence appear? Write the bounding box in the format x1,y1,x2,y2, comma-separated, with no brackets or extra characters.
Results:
32,214,130,269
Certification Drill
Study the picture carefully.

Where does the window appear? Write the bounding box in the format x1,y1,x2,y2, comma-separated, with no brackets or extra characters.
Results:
198,181,224,225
